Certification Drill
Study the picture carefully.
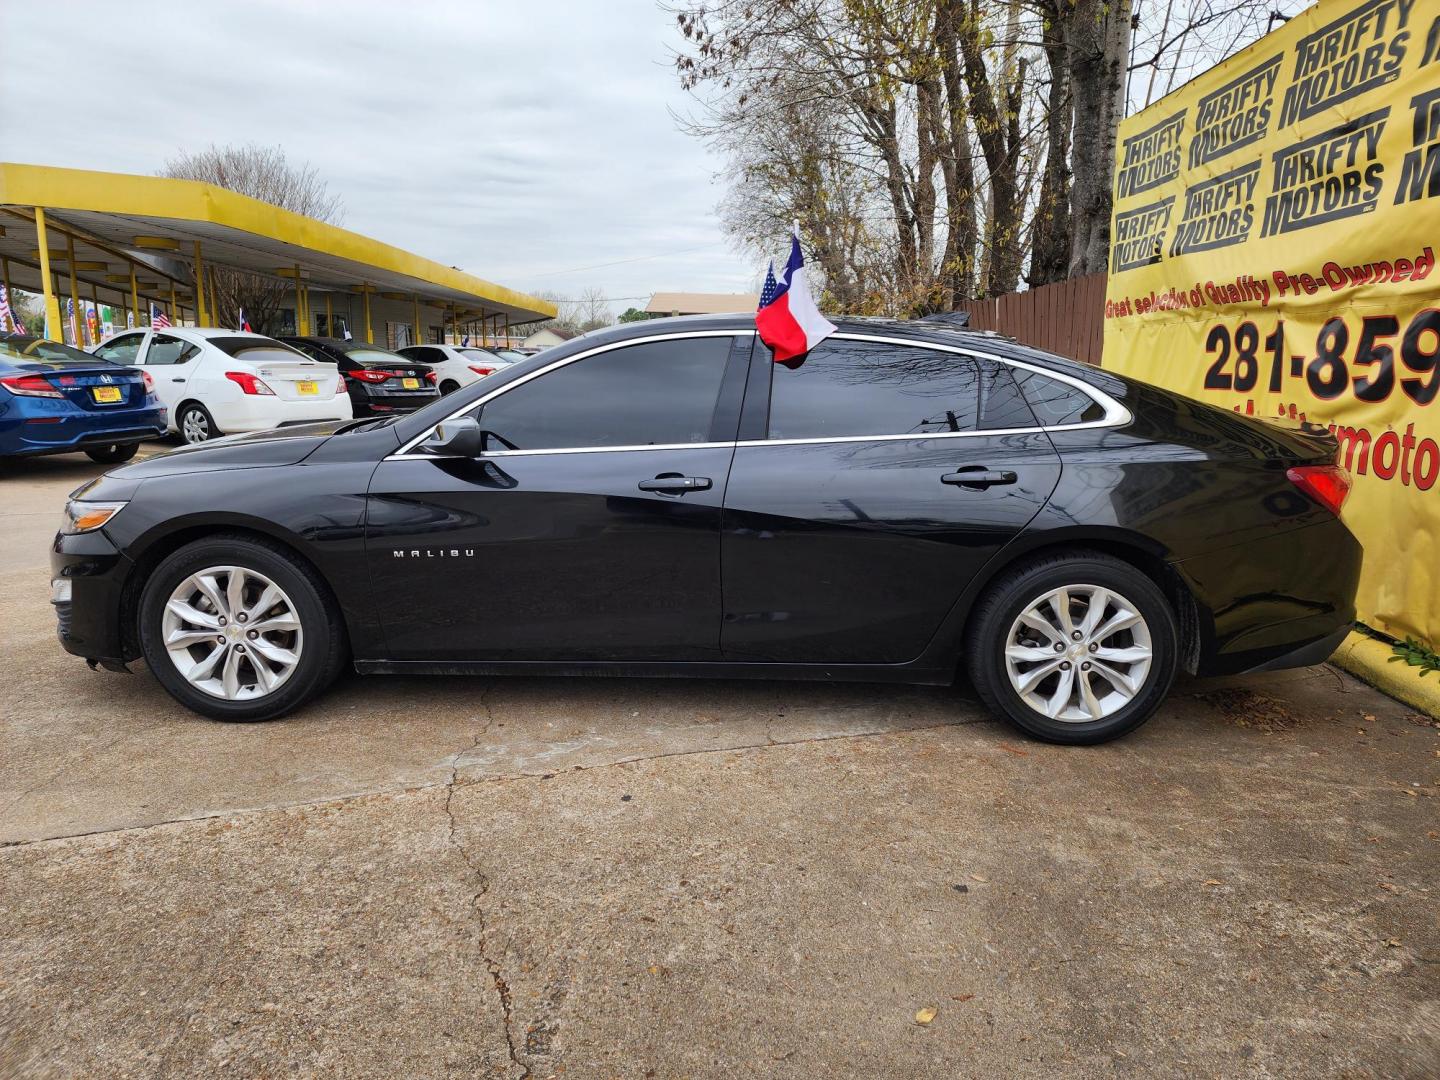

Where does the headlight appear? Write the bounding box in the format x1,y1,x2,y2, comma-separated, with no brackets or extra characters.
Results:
60,500,127,534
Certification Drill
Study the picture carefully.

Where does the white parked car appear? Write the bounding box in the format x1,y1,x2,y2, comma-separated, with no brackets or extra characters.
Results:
92,328,352,444
397,343,516,395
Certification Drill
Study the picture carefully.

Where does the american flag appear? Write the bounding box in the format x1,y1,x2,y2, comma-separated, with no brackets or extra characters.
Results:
66,297,79,344
0,285,24,335
151,303,172,330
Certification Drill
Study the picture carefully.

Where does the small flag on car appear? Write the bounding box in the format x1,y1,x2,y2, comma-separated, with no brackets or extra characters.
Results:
756,223,836,367
239,307,252,332
151,302,171,330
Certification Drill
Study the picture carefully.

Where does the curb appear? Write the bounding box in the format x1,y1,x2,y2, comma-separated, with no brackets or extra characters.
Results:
1330,631,1440,719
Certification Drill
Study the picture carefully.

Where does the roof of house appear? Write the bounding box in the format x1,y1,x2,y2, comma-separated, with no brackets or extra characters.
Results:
644,292,759,315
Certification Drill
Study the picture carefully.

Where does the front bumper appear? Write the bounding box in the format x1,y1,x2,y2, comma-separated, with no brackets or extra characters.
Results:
51,528,135,665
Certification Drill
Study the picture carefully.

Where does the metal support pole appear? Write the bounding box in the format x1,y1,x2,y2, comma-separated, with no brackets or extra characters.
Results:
208,266,219,327
129,265,139,328
34,208,62,339
412,295,421,347
0,256,10,332
170,282,178,326
193,241,207,326
65,234,82,345
325,293,333,337
362,288,373,344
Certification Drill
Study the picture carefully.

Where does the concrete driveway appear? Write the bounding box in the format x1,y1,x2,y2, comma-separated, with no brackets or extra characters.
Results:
3,453,1437,1078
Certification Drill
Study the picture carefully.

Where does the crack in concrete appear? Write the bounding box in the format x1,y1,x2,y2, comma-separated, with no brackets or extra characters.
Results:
437,685,532,1080
1,718,974,850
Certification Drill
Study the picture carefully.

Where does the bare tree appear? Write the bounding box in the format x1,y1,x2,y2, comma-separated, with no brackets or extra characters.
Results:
160,144,344,334
671,0,1278,300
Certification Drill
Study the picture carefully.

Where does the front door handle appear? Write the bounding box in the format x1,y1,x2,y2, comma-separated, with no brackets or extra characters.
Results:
941,466,1017,489
638,473,712,494
171,377,185,383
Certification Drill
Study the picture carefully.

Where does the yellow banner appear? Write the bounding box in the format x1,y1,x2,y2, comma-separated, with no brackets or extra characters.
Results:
1103,0,1440,645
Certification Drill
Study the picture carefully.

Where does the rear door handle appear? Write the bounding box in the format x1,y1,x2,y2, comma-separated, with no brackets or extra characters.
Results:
638,474,712,493
171,377,185,383
941,467,1017,489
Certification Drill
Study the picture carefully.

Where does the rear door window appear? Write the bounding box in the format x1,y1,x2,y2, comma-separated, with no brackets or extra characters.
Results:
766,340,982,440
143,335,200,365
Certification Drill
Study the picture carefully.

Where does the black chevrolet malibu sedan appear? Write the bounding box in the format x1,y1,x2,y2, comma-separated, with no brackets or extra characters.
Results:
280,336,438,416
51,315,1360,743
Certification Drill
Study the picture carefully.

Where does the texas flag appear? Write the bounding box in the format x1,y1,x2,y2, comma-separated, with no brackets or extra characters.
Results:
756,225,836,367
238,308,252,333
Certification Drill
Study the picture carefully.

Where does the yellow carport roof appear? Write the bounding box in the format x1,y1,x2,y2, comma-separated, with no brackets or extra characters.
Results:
0,162,555,323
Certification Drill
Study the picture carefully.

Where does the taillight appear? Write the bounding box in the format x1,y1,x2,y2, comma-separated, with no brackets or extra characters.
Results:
424,371,437,384
140,370,155,395
224,371,276,396
1287,464,1351,516
335,378,347,395
468,365,494,377
0,373,62,398
345,369,390,383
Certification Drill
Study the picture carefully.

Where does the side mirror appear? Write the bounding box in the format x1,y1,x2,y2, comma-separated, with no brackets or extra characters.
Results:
426,416,484,457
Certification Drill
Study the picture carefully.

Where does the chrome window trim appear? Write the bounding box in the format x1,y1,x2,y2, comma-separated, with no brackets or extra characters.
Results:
386,328,1128,461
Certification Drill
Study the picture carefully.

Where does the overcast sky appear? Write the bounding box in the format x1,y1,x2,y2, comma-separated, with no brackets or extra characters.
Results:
2,0,758,313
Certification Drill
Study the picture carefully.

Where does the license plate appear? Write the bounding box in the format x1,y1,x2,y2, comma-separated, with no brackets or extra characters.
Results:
296,380,319,396
402,377,420,390
91,386,123,403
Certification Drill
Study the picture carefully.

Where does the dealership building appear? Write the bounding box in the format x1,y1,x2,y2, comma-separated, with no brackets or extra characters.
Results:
0,162,553,349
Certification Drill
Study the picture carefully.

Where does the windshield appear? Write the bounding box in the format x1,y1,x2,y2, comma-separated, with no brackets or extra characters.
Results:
208,337,310,364
0,337,115,366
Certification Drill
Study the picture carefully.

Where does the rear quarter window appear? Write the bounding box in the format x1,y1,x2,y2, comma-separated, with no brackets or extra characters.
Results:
1010,369,1106,426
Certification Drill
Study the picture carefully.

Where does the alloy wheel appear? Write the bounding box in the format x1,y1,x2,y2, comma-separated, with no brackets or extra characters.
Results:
1003,584,1153,723
161,565,304,700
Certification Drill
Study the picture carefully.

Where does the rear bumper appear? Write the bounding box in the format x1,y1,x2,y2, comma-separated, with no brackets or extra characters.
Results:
1,408,167,457
51,528,134,665
212,395,353,433
1175,516,1362,677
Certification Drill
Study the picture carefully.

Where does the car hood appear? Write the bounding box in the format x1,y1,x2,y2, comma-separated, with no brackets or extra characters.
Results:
108,420,351,479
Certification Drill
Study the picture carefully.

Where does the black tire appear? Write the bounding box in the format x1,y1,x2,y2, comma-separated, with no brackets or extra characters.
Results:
440,379,460,395
85,442,139,464
964,550,1178,745
137,534,349,722
177,402,220,445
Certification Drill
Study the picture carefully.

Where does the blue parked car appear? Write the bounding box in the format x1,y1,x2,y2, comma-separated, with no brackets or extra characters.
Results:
0,335,167,462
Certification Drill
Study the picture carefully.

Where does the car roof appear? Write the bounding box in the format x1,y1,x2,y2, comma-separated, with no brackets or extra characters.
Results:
583,313,1126,394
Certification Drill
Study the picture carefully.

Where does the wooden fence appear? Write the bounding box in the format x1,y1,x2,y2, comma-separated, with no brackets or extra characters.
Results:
956,271,1107,366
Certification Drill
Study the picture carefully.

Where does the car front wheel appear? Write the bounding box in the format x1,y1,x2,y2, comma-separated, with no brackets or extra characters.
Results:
137,535,348,721
965,551,1178,744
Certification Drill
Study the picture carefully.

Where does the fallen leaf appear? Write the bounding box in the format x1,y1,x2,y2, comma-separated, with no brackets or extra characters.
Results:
1363,714,1377,722
1403,790,1418,797
951,994,975,1002
970,874,988,883
1385,938,1402,948
915,1007,938,1025
1203,879,1224,887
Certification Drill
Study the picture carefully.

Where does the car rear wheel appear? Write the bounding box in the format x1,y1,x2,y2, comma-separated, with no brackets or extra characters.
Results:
439,379,460,395
965,551,1178,744
177,402,219,445
85,442,139,464
137,535,348,721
